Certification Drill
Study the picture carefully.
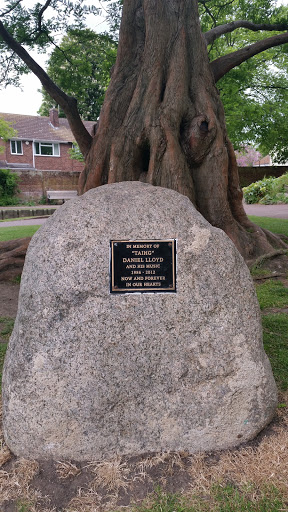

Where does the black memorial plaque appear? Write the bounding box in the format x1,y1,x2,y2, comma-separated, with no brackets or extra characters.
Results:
110,239,176,293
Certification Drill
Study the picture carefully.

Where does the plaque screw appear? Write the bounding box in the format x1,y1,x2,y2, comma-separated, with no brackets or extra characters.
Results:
168,242,172,247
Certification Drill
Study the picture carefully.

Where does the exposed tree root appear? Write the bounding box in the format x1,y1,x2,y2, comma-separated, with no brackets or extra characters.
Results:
248,249,288,270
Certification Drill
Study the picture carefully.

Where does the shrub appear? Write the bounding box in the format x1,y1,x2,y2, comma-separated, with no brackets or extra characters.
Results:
69,143,84,162
243,173,288,204
0,169,19,205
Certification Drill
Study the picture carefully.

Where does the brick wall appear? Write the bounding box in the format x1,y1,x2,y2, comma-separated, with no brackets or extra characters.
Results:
238,166,288,187
34,144,84,172
12,169,81,200
4,159,287,199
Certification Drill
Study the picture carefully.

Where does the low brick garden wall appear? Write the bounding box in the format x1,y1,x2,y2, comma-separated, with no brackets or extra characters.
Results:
238,166,288,188
11,169,81,200
8,166,288,200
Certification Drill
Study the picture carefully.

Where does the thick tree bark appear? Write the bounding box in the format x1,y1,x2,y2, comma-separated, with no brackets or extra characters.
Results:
78,0,287,263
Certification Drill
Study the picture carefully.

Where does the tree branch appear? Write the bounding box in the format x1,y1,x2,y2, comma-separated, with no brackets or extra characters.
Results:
0,0,22,17
204,20,288,45
210,31,288,82
0,20,92,158
37,0,53,33
199,0,217,27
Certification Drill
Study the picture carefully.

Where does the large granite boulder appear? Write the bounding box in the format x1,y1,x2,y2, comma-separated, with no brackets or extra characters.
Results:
2,182,277,461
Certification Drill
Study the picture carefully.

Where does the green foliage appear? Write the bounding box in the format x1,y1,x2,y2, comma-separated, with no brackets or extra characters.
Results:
262,313,288,391
243,177,276,204
0,225,40,242
256,280,288,310
0,168,19,205
0,117,16,153
69,143,84,162
199,0,288,161
218,57,288,161
0,0,100,87
102,0,123,39
243,173,288,204
38,28,117,121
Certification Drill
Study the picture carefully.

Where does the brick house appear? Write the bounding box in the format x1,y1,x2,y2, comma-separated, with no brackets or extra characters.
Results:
0,109,95,199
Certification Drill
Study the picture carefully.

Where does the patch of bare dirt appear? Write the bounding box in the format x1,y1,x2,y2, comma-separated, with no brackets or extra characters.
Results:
262,306,288,315
0,282,19,343
0,282,20,319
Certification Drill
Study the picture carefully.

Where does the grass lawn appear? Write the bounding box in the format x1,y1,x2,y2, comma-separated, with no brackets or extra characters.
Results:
124,485,287,512
262,313,288,391
256,280,288,310
0,225,40,241
248,216,288,238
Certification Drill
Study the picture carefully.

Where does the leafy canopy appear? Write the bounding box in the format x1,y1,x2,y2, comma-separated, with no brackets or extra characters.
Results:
198,0,288,161
0,0,100,87
0,117,16,154
38,28,117,120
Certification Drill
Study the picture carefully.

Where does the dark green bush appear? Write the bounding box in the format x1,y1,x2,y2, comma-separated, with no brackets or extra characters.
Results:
0,169,19,205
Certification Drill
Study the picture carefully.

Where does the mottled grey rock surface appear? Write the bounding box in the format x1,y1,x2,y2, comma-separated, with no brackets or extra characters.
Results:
2,182,277,460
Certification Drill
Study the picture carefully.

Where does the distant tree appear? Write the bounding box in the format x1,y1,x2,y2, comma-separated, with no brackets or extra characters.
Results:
235,146,262,167
69,143,84,162
38,29,117,121
0,117,15,154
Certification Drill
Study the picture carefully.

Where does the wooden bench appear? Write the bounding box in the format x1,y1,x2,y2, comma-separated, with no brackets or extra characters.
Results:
47,190,78,203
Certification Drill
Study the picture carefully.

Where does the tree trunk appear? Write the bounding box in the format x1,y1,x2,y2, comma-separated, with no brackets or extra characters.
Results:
78,0,287,264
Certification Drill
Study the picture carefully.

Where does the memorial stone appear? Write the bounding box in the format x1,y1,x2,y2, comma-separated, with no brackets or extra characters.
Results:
2,182,277,461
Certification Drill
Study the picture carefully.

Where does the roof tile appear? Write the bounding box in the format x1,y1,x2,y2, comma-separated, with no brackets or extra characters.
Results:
0,112,95,143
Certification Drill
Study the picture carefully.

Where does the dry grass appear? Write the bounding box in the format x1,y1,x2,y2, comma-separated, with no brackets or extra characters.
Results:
0,400,54,510
0,458,40,504
56,460,81,479
88,457,131,492
137,451,186,476
187,393,288,503
0,396,287,511
0,402,12,467
66,458,131,512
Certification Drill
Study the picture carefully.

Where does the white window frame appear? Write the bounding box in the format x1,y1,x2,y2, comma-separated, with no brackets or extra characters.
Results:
10,140,23,155
34,141,60,157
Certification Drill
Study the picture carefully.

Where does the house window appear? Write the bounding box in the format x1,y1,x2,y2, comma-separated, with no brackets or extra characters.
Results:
10,140,23,155
34,142,60,156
